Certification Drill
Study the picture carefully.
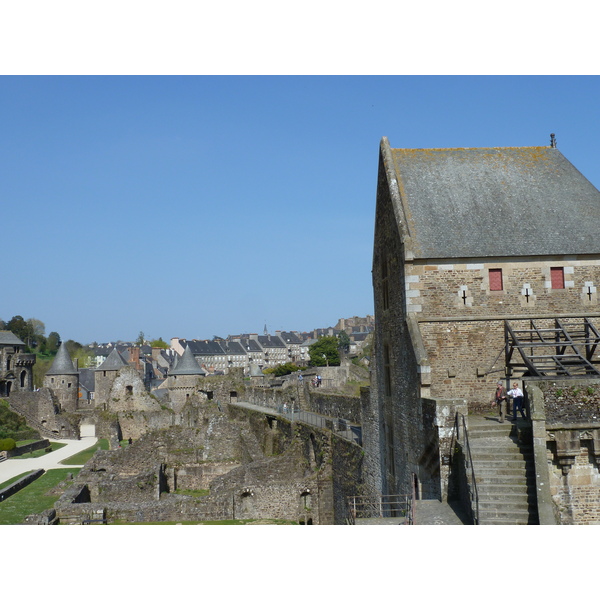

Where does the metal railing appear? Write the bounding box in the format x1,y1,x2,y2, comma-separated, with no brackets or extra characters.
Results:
276,405,362,445
346,494,413,525
451,412,479,524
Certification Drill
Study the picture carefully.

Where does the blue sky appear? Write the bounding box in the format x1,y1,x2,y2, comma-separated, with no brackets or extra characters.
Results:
2,75,599,344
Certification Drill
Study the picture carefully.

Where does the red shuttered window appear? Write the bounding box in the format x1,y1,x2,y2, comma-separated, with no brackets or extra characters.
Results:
489,268,503,291
551,267,565,289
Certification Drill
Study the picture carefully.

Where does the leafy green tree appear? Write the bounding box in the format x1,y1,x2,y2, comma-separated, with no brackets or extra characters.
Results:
337,330,351,354
149,337,169,349
33,355,54,388
47,332,61,353
272,363,303,377
308,336,340,367
27,318,45,337
7,315,34,346
136,331,145,345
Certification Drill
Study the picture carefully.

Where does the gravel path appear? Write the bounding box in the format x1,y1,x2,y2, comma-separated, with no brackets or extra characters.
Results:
0,436,98,484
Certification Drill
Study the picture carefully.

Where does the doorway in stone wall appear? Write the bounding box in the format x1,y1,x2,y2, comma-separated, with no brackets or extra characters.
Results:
80,420,96,437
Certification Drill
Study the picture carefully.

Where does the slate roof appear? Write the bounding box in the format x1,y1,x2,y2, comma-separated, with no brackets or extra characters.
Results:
280,331,303,344
385,141,600,259
258,335,286,348
0,330,25,346
46,343,78,375
169,345,206,375
223,340,246,355
238,338,263,353
96,347,129,371
185,340,226,356
78,368,96,392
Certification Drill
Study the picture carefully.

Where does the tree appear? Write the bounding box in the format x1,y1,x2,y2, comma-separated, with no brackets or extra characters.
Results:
27,318,46,337
270,363,303,377
47,332,61,353
136,331,145,345
337,330,351,354
308,336,340,367
149,337,169,349
7,315,34,347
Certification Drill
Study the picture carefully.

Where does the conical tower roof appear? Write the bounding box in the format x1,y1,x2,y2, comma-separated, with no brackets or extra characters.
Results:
169,345,206,376
97,347,129,371
46,342,78,376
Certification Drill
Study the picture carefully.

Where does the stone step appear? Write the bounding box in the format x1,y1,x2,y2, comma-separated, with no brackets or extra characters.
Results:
478,497,531,510
478,507,533,520
474,465,533,475
465,414,538,525
477,482,535,494
479,516,534,525
469,450,532,460
475,474,535,485
473,459,533,475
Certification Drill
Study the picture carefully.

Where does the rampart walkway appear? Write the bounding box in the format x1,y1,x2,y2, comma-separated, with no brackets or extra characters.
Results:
231,401,361,444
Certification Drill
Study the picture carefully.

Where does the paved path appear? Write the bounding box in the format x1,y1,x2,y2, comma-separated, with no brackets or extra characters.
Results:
414,499,470,525
0,436,98,485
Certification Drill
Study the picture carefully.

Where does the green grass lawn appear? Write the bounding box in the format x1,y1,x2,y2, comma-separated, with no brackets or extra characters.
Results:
13,442,66,459
0,471,35,489
0,468,80,524
16,439,39,447
60,438,109,465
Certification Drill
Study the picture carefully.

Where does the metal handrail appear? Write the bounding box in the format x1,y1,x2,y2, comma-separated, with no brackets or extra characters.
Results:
452,412,479,525
346,494,413,524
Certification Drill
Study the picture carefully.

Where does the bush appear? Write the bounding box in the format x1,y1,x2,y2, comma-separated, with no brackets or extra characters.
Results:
272,363,303,377
0,438,17,451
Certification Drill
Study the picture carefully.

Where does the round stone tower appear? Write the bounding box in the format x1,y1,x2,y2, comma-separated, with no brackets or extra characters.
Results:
44,342,79,411
168,344,206,412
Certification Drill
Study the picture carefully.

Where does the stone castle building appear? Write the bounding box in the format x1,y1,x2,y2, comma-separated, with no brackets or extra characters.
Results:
167,344,207,412
44,342,79,412
0,330,35,397
370,136,600,519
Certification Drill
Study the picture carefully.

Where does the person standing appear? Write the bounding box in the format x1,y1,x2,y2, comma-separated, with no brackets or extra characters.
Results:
507,381,526,421
492,381,508,423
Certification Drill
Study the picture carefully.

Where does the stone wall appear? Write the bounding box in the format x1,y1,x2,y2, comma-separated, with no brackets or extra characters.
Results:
50,402,362,524
405,259,600,320
304,390,361,423
418,317,600,409
528,380,600,524
361,384,382,498
7,439,50,457
0,468,44,502
372,167,424,498
44,373,78,412
8,389,79,439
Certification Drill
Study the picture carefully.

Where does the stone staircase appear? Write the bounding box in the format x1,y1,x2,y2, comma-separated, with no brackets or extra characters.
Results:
467,415,539,525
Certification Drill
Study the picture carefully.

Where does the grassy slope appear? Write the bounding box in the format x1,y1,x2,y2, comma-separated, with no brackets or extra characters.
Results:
0,468,80,524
